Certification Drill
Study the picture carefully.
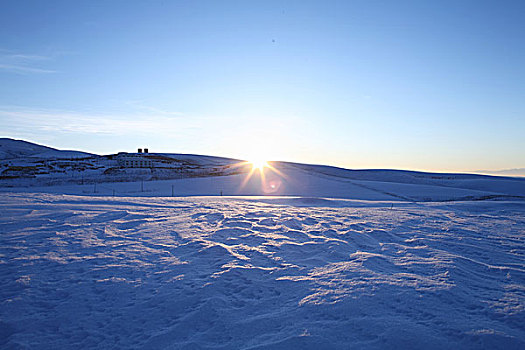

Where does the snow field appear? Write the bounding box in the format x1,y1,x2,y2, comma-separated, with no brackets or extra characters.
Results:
1,193,524,349
4,163,524,203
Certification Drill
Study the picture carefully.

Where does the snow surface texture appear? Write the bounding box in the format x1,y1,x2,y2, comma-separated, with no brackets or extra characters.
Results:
1,193,524,349
1,139,524,348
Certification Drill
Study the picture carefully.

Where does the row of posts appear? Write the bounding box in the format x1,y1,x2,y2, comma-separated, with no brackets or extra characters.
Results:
89,181,223,196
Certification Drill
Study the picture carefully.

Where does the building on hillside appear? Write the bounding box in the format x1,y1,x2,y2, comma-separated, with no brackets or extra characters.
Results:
116,152,153,168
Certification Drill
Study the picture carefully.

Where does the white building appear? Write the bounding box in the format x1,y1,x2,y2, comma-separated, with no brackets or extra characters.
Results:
116,153,153,168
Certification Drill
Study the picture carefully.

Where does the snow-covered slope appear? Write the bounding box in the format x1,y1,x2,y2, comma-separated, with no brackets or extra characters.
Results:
157,153,241,166
0,138,93,159
1,193,523,349
2,161,524,202
1,139,524,202
289,163,525,195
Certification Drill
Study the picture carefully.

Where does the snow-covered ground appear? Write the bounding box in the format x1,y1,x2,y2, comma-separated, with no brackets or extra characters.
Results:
1,193,524,349
2,138,525,203
3,160,525,202
1,139,524,348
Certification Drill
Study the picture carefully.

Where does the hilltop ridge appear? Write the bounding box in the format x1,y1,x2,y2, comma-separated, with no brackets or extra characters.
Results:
0,138,93,160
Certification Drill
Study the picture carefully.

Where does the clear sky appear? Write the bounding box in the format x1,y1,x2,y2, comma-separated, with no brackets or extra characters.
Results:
1,0,524,172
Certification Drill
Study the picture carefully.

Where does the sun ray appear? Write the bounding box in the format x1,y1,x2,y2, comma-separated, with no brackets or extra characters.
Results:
235,157,289,194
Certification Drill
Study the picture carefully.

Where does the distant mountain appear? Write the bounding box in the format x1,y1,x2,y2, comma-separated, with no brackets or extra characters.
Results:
475,168,525,177
0,138,94,159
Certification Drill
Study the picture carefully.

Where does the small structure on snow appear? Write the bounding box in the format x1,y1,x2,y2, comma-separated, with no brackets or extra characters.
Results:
116,149,153,168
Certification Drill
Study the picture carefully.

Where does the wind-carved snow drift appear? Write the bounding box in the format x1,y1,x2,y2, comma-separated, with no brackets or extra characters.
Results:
1,194,524,349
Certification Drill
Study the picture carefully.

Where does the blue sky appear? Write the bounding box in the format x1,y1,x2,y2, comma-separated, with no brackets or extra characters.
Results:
1,0,524,172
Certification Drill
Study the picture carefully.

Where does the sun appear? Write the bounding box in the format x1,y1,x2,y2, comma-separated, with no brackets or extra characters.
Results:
250,158,268,171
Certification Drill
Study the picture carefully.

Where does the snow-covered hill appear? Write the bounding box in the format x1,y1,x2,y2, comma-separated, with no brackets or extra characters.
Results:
0,138,93,160
1,138,524,202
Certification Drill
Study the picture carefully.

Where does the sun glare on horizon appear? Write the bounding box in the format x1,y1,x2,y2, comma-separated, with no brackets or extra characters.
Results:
250,158,268,171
